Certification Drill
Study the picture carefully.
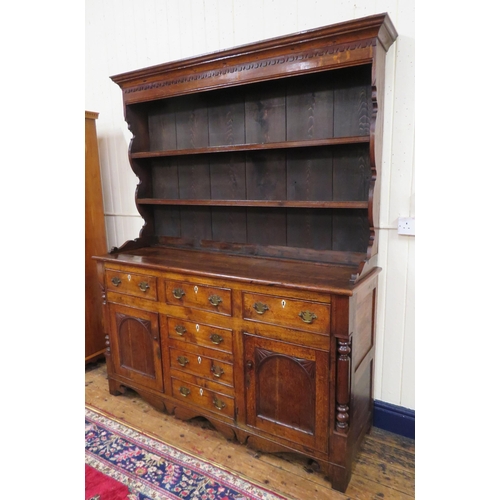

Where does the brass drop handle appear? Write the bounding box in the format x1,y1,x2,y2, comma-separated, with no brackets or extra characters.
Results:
111,277,121,287
253,302,269,315
172,288,186,299
175,325,186,336
179,386,190,397
210,333,224,345
208,294,222,307
177,356,189,367
246,360,254,370
138,281,150,292
213,397,226,411
299,310,317,324
211,364,224,378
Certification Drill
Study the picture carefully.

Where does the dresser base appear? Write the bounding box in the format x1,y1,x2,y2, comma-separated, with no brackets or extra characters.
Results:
97,249,379,493
105,373,374,492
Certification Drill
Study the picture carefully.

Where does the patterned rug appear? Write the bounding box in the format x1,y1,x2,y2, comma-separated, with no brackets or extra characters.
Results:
85,406,289,500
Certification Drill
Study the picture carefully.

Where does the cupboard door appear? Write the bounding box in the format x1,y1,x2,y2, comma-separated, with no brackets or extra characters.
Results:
108,303,164,393
244,334,329,453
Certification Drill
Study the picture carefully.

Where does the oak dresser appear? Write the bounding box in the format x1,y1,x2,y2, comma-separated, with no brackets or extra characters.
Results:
94,13,397,491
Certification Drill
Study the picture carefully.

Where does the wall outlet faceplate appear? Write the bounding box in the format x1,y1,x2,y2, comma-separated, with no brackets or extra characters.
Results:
397,217,415,236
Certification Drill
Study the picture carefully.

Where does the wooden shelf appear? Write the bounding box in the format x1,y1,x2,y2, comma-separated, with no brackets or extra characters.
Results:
136,198,369,209
130,136,370,159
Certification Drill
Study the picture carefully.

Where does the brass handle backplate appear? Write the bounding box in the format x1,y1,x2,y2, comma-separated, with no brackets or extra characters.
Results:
208,294,222,307
253,302,269,315
138,281,150,292
210,333,224,345
179,386,190,397
172,288,186,299
175,325,186,335
299,310,318,324
213,397,226,410
211,365,224,378
177,356,189,367
111,277,121,287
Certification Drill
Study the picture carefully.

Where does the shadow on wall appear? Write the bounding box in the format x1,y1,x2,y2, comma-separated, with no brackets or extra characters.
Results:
97,130,143,250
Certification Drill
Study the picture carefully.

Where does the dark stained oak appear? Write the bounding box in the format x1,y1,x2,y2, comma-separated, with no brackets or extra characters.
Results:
94,13,397,493
137,199,369,208
129,136,371,158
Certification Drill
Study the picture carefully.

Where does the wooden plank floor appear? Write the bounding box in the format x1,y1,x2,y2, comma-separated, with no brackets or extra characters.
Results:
85,361,414,500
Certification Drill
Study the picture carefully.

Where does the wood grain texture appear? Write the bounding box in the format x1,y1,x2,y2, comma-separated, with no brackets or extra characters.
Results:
86,361,415,500
111,20,391,278
111,14,396,103
85,112,108,364
95,246,371,296
87,1,414,415
107,304,164,393
96,254,383,491
93,14,400,494
130,136,370,158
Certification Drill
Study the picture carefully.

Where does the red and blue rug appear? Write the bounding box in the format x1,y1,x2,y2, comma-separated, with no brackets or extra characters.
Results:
85,406,289,500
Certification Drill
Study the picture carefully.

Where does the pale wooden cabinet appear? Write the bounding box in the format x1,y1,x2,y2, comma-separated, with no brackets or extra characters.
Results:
95,14,397,491
85,111,107,364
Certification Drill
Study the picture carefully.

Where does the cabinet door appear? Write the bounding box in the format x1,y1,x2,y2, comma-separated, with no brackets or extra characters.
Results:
244,334,329,453
108,303,164,393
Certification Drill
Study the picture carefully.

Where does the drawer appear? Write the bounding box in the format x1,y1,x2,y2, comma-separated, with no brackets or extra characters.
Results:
168,318,233,353
105,270,157,301
169,347,234,387
171,377,234,419
243,292,330,334
165,280,231,316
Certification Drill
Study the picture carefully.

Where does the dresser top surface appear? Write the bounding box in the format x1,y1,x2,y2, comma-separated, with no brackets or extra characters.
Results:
95,246,379,295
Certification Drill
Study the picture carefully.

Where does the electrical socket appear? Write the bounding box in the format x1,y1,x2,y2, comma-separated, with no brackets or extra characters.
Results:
398,217,415,236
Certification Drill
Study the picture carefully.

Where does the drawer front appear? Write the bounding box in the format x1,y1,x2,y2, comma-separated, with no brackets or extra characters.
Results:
167,318,233,353
171,377,234,419
170,347,234,387
166,280,231,316
243,292,330,334
105,270,157,301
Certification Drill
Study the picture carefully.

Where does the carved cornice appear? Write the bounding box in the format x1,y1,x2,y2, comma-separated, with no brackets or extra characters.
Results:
113,13,398,104
112,13,396,86
123,40,375,98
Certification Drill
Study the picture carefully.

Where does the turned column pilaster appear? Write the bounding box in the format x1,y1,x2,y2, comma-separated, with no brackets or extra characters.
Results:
335,337,352,432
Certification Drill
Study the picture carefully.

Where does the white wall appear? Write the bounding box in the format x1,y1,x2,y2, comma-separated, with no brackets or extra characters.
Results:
85,0,415,410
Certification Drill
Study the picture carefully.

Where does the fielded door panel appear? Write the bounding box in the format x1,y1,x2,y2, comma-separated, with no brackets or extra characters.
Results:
108,303,164,393
244,333,329,453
